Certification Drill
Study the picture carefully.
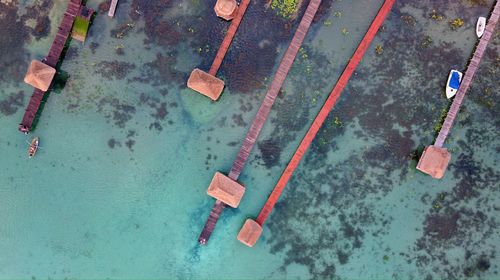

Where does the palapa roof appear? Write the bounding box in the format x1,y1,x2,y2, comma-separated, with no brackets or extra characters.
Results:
24,60,56,91
416,145,451,179
214,0,238,20
207,171,245,208
187,68,225,101
237,219,263,247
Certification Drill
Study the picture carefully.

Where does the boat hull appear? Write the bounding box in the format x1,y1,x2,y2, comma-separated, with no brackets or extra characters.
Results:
28,137,39,158
446,70,462,99
476,17,486,38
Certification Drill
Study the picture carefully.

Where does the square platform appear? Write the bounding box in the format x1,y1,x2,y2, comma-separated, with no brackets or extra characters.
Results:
237,219,263,247
207,172,245,208
24,60,56,91
417,145,451,179
187,68,225,101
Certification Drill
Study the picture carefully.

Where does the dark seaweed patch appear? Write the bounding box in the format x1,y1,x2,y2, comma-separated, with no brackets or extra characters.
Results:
0,91,24,116
89,42,100,54
262,1,499,278
97,97,136,128
108,138,121,149
257,139,282,168
21,0,53,40
95,61,136,80
0,1,31,83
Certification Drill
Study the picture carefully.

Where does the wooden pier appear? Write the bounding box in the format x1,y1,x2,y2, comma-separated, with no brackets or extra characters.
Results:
19,0,82,133
417,1,499,179
209,0,251,76
254,0,396,229
198,0,322,245
434,1,499,148
108,0,119,17
187,0,251,101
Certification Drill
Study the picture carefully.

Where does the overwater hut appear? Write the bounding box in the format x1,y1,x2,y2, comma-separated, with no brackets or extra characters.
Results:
24,60,56,91
237,219,262,247
207,172,245,208
187,69,226,101
72,6,95,42
215,0,238,21
416,145,451,179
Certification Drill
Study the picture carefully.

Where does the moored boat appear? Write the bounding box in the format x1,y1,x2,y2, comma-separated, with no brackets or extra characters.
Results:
476,17,486,38
446,69,462,99
28,137,39,158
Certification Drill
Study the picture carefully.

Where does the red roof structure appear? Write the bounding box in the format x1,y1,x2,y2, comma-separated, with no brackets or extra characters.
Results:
417,146,451,179
187,69,225,101
24,60,56,91
207,172,245,208
214,0,238,21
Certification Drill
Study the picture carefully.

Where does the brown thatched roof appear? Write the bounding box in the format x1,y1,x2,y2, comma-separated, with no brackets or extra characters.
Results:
214,0,238,20
207,171,245,208
237,219,263,247
187,68,225,101
24,60,56,91
416,145,451,179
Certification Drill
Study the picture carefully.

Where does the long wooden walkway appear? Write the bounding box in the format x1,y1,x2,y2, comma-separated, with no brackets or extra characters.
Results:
208,0,251,76
198,0,322,245
255,0,396,225
19,0,82,133
108,0,119,17
434,1,499,147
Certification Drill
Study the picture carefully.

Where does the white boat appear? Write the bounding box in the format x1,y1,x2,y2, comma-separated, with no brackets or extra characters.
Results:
446,70,463,99
476,17,486,38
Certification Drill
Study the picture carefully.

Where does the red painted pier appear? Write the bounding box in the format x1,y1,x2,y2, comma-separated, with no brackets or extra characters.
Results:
198,0,323,245
209,0,250,76
237,0,396,247
417,1,499,179
19,0,82,133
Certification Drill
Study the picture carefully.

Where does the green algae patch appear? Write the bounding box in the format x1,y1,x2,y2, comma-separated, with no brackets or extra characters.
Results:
180,87,230,124
72,17,90,41
449,18,464,29
270,0,300,19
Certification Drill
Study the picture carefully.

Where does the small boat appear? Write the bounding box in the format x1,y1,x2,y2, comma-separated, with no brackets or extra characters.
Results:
446,70,463,99
28,137,39,158
476,17,486,38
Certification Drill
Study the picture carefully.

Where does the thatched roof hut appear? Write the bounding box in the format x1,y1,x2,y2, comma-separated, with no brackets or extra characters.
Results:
416,145,451,179
214,0,238,21
24,60,56,91
187,68,225,101
207,172,245,208
237,219,263,247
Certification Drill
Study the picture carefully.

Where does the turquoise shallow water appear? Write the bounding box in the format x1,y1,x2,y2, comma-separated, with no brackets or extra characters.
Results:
0,0,499,279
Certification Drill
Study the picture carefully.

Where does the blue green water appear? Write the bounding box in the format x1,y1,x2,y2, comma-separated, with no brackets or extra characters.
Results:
1,0,499,279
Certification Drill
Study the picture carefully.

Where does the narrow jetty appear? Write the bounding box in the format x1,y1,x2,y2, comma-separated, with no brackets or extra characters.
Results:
187,0,251,101
108,0,119,17
417,1,499,179
208,0,250,76
198,0,323,245
237,0,396,247
19,0,82,133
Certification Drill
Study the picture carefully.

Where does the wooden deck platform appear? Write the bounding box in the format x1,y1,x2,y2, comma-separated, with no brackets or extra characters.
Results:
198,0,322,245
256,0,396,226
434,1,499,148
19,0,82,133
108,0,119,17
208,0,251,76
